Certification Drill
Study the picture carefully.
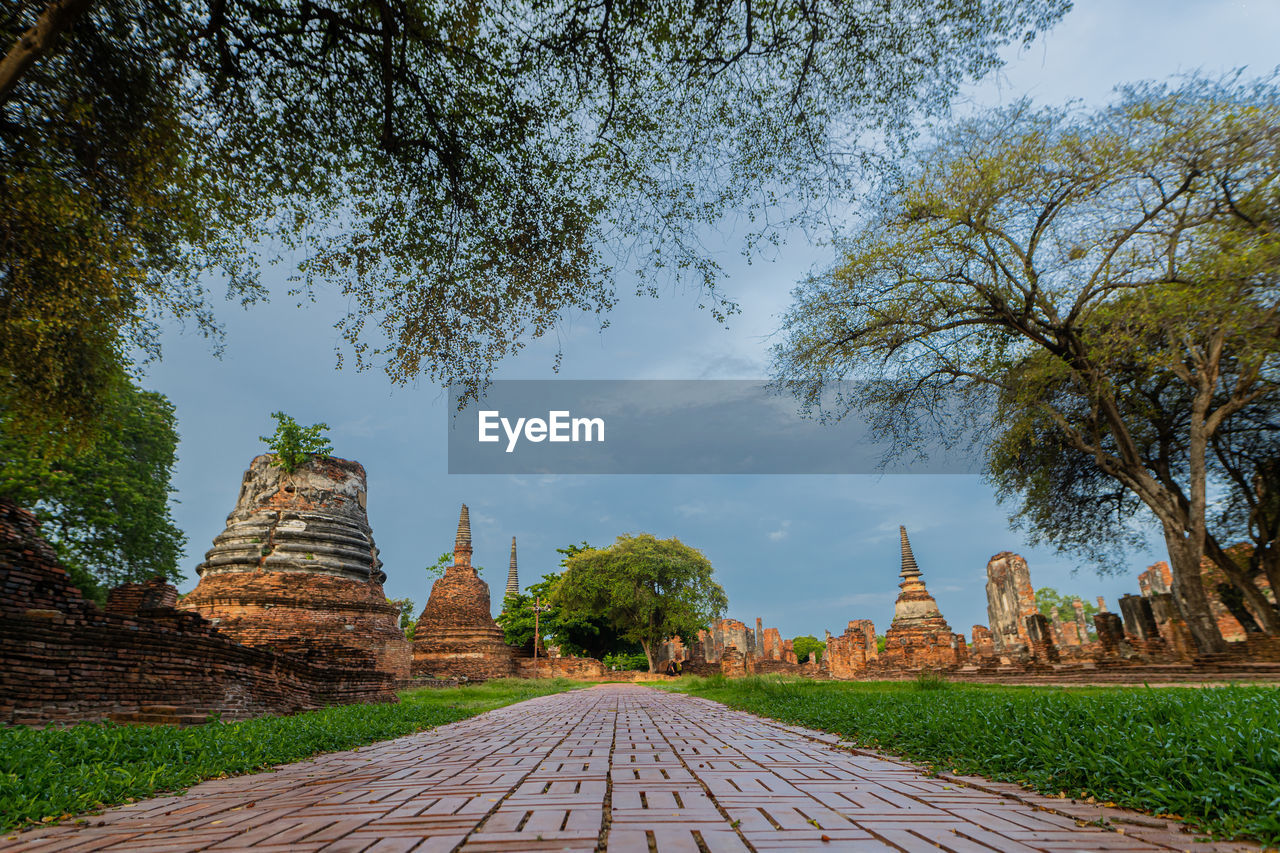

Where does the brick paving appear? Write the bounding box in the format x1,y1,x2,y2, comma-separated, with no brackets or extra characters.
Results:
1,685,1261,852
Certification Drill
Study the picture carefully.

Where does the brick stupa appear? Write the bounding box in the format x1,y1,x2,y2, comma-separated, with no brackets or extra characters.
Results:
180,454,411,679
412,505,515,681
880,526,960,667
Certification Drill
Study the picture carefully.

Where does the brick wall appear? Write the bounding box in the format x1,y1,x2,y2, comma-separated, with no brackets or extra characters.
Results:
0,500,397,726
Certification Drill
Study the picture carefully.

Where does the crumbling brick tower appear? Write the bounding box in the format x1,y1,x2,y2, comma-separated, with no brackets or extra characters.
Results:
881,526,962,669
180,454,411,679
412,505,516,681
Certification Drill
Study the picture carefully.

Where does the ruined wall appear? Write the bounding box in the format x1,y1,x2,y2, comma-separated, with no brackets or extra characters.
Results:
517,656,606,679
0,500,396,726
180,455,410,679
1139,553,1276,645
985,552,1037,654
825,620,878,678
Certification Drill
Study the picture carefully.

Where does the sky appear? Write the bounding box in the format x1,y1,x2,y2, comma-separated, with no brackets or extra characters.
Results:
142,1,1280,641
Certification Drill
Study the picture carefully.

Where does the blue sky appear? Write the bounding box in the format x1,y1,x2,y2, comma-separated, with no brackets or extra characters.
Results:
145,1,1280,640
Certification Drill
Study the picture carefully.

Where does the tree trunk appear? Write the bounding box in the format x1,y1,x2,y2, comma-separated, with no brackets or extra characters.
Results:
1162,523,1228,653
1205,539,1280,635
0,0,94,106
641,639,656,673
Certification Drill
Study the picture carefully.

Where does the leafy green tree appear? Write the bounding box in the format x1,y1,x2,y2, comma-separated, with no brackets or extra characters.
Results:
0,380,185,603
259,412,334,473
425,552,452,580
602,651,651,672
553,533,727,672
1034,588,1097,638
497,544,640,659
791,635,825,664
771,75,1280,652
0,0,1068,442
387,597,416,639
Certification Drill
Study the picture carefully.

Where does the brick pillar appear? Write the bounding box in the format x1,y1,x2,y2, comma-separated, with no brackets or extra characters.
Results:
1093,612,1126,656
1072,599,1090,644
1024,613,1060,663
1149,593,1196,660
1119,594,1161,641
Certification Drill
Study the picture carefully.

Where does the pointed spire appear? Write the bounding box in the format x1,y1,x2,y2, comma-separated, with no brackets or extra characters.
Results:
454,504,473,567
899,525,921,580
506,536,519,600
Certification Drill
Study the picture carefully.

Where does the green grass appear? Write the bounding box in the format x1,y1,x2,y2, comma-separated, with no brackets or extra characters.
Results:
0,678,580,833
665,675,1280,846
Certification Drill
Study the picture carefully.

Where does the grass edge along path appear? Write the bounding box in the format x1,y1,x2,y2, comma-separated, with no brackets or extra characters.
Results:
664,675,1280,848
0,678,582,835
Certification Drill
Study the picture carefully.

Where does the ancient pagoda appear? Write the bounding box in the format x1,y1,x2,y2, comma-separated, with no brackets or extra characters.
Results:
179,454,411,679
412,505,515,681
880,526,962,668
505,537,520,601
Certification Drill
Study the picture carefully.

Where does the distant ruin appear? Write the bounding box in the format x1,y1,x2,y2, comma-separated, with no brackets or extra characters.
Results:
412,505,517,681
655,525,1280,684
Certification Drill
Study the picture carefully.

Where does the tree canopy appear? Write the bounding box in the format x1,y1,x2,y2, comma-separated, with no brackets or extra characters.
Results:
771,74,1280,652
497,543,641,659
791,634,825,663
0,379,186,602
1,0,1069,444
553,533,727,671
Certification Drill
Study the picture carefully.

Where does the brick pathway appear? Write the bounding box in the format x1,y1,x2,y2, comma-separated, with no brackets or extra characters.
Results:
2,685,1260,852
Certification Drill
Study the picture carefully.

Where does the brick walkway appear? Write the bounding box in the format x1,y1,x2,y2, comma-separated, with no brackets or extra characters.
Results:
2,685,1259,852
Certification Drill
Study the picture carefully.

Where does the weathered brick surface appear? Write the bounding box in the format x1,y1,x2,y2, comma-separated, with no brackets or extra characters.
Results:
413,505,516,681
180,455,410,679
516,656,606,679
879,527,962,670
2,686,1260,853
986,551,1038,655
0,499,396,726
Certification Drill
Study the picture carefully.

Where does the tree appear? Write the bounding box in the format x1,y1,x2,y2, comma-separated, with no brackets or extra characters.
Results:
1,0,1069,443
989,372,1280,634
553,533,728,672
497,543,641,659
0,379,186,603
260,412,334,473
771,75,1280,652
791,635,825,663
387,597,416,639
1034,588,1097,638
425,552,453,582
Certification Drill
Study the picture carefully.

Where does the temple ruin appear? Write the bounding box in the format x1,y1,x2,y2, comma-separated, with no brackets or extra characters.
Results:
985,551,1037,655
0,499,396,726
412,505,516,681
505,536,520,601
880,526,965,668
179,454,411,679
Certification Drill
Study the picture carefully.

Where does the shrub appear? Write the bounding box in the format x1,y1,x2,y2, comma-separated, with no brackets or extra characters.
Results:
259,412,334,473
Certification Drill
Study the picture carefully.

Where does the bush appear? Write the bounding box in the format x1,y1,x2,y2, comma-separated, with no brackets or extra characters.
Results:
259,412,334,473
603,651,650,671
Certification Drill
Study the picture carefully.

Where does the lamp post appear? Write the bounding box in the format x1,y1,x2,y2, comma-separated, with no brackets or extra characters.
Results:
532,596,550,664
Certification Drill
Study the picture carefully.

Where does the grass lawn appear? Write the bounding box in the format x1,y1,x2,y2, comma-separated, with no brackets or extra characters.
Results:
0,678,581,834
665,675,1280,846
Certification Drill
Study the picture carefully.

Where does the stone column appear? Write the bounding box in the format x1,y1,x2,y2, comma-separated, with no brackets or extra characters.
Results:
1072,599,1090,644
1093,612,1126,657
1025,613,1060,663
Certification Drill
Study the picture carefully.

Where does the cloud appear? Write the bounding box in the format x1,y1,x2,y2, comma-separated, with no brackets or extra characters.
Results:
767,520,791,541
